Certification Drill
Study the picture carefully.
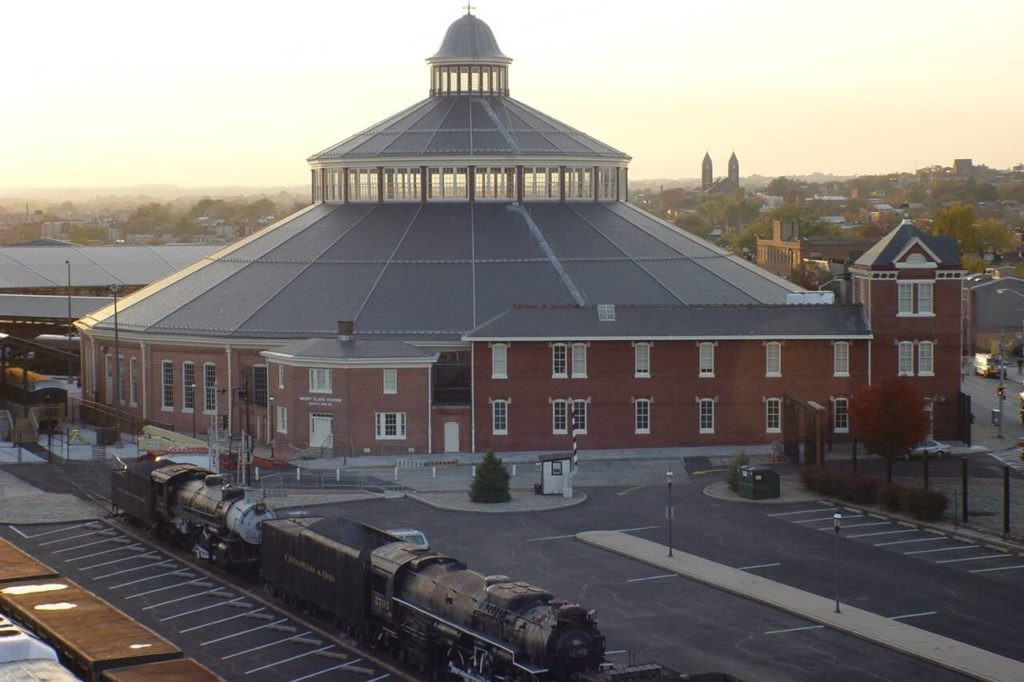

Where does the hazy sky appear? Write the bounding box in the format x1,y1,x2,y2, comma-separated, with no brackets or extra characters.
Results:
2,0,1021,189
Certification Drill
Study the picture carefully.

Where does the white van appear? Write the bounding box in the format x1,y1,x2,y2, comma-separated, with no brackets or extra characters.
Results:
975,353,1001,378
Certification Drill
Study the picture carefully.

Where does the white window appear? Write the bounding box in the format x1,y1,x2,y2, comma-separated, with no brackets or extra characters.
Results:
309,368,332,394
833,342,849,377
699,342,715,377
383,369,397,395
635,399,650,434
375,412,406,439
383,167,422,201
552,344,567,378
898,341,915,376
182,362,195,411
766,342,782,377
898,282,914,315
129,357,138,406
699,399,715,434
571,343,587,378
203,363,217,414
161,360,174,410
834,398,849,433
635,343,650,378
564,167,594,200
766,398,781,433
522,167,560,200
492,344,507,379
552,400,568,434
475,167,516,200
276,405,288,434
917,282,933,314
278,364,285,390
918,341,934,376
347,168,379,201
898,281,934,316
428,167,469,200
492,400,508,435
572,400,588,434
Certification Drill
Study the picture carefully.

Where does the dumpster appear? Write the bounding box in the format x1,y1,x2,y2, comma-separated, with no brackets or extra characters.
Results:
737,465,780,500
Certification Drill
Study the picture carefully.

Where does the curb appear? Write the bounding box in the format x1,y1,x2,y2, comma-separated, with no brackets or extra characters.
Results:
408,491,587,513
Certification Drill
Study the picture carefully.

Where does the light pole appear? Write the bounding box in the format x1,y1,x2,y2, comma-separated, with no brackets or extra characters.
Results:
268,395,275,459
666,470,674,557
188,383,197,437
110,284,121,445
832,512,842,613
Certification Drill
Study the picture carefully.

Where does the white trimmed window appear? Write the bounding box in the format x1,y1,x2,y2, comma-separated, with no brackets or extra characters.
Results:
428,167,468,200
635,399,650,434
203,363,217,414
699,399,715,434
766,342,782,377
699,342,715,377
552,400,568,434
898,341,915,376
552,344,567,378
898,282,914,315
492,400,508,435
375,412,406,439
571,343,587,378
492,344,507,379
766,398,782,433
572,400,587,434
278,364,285,390
182,362,195,412
276,405,288,434
161,360,174,410
635,343,650,378
833,342,850,376
834,398,850,433
522,167,561,200
917,282,934,314
918,341,934,376
898,281,934,316
383,369,397,395
347,168,379,201
309,368,332,394
129,357,138,406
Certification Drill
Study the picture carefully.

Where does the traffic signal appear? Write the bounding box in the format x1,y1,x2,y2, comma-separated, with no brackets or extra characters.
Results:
997,384,1006,399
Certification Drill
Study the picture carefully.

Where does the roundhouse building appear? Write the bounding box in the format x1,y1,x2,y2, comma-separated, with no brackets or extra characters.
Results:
77,11,965,460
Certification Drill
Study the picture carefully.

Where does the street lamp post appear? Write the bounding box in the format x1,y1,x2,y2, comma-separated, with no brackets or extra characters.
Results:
833,512,842,613
110,284,121,445
666,470,674,557
268,395,275,459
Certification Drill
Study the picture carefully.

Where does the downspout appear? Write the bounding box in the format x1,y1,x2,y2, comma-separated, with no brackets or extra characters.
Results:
140,341,147,421
470,343,476,453
427,363,433,455
226,345,233,434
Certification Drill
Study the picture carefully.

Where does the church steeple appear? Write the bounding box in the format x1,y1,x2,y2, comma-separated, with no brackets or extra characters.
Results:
427,11,512,96
701,152,713,191
728,151,739,186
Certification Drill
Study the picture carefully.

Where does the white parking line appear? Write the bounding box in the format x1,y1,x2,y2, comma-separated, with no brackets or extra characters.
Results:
7,526,29,539
874,537,944,547
527,533,575,542
110,569,184,590
81,552,159,571
98,559,173,579
935,554,1011,564
890,611,937,620
903,546,975,556
125,578,204,600
765,625,823,635
15,523,88,540
180,608,266,633
39,530,97,546
160,596,248,621
970,563,1024,573
245,645,336,674
737,563,781,571
847,529,917,539
768,509,831,517
51,538,119,554
795,516,853,524
289,658,365,682
66,544,141,562
200,617,288,646
143,588,230,611
364,675,389,682
837,521,891,529
222,630,312,660
626,574,676,583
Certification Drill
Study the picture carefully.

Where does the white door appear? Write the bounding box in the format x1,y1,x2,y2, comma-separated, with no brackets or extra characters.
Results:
309,414,333,449
443,421,459,453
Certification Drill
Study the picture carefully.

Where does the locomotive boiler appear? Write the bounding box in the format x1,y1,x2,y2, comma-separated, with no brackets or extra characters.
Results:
111,460,276,567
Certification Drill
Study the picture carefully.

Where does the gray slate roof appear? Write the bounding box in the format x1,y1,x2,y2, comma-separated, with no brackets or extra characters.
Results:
267,338,438,362
83,201,801,341
308,95,629,162
0,244,220,290
465,304,872,340
0,294,111,320
854,219,960,268
429,14,510,63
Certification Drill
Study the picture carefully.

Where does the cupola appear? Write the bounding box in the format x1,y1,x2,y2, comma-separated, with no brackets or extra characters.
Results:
427,10,512,96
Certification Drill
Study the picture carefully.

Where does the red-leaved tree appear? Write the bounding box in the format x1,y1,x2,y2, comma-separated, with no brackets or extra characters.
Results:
850,379,930,482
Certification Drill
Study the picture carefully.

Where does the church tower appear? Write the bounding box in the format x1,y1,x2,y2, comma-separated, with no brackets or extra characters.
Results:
701,152,713,191
728,151,739,186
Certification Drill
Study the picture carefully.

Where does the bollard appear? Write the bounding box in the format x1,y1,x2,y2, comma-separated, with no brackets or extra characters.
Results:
512,464,517,477
336,469,340,482
472,465,476,477
255,467,260,482
296,467,301,481
432,467,436,479
394,466,399,481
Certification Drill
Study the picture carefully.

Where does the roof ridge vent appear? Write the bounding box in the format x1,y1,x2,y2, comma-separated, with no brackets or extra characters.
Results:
597,304,616,321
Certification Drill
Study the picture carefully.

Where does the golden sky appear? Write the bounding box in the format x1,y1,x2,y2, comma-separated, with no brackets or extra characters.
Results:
1,0,1021,188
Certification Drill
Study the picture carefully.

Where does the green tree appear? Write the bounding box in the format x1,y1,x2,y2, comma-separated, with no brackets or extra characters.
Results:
125,202,174,235
850,379,929,482
469,451,511,503
971,218,1014,256
766,176,797,198
961,254,988,274
673,213,709,239
66,225,108,244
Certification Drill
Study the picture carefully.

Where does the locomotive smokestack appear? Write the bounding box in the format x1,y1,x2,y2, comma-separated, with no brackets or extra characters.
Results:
337,320,354,342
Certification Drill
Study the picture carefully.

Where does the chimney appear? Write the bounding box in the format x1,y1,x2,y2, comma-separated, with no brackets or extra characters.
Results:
337,320,354,342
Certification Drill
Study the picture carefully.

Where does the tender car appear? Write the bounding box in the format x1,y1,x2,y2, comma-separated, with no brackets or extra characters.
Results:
904,439,951,460
388,528,429,550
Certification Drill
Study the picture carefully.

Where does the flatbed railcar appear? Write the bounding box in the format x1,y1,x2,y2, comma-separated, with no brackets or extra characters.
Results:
0,536,59,584
99,657,223,682
0,577,182,681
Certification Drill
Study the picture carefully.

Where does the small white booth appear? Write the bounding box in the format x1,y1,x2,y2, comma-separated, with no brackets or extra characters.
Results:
538,454,573,497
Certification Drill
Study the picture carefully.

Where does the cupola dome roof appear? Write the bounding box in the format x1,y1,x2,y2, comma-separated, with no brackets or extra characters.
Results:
429,13,510,64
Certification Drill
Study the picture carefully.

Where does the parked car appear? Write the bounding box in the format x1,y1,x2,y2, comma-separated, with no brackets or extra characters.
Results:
388,528,429,550
974,353,1002,378
904,439,951,460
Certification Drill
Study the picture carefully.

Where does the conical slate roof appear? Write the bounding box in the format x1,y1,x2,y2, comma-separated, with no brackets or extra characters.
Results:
429,13,510,63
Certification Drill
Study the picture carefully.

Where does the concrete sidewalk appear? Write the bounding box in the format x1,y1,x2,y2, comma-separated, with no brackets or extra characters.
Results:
579,530,1024,682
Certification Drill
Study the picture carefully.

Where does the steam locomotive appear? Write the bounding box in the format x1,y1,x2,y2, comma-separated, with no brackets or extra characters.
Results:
110,460,609,680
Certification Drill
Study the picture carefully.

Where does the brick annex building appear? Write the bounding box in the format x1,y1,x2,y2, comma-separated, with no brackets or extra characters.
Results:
77,11,965,461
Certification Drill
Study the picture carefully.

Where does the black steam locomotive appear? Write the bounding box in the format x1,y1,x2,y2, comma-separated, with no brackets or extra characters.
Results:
111,460,608,680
